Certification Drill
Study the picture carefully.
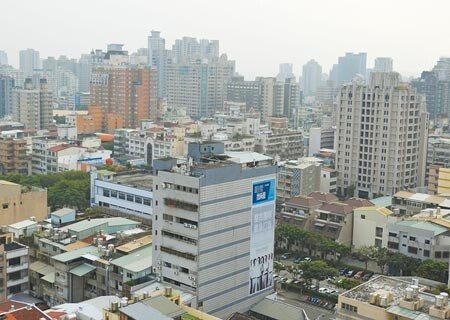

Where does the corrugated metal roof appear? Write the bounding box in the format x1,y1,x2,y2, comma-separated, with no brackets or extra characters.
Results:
42,272,55,284
250,297,307,320
70,263,96,277
52,245,100,263
111,246,152,272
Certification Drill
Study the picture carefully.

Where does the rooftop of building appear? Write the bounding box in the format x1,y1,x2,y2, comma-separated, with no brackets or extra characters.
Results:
115,235,152,254
394,220,449,236
0,300,51,320
8,219,37,230
65,217,139,234
111,246,152,272
319,202,354,215
50,295,120,320
51,207,75,217
308,191,338,203
4,242,26,252
250,295,308,320
141,295,185,318
393,191,448,207
341,275,442,316
344,197,374,208
354,206,393,216
225,151,272,164
370,196,392,208
52,245,100,263
284,195,321,208
96,170,153,190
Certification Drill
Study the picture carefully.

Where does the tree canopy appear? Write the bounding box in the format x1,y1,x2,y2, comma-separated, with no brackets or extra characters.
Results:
0,171,90,211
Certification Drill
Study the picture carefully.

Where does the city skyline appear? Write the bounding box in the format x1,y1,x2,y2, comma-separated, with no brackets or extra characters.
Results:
1,0,450,79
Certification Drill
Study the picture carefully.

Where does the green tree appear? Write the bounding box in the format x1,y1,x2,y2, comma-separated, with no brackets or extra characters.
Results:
298,260,338,288
416,259,448,283
337,277,361,290
374,248,390,274
357,246,377,270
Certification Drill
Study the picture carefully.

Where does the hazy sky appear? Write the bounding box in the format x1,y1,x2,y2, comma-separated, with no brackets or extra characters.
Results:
2,0,450,79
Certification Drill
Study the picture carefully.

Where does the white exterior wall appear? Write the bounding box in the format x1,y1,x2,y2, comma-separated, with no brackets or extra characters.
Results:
153,164,276,318
93,180,152,219
308,127,321,156
353,208,397,249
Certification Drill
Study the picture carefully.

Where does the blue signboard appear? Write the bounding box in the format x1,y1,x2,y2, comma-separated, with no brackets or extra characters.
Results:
252,179,275,205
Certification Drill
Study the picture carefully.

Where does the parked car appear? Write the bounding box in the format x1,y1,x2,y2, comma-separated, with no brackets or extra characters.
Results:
346,270,355,277
286,279,294,284
293,269,304,275
354,271,364,279
329,289,338,295
319,287,331,294
293,280,301,285
302,257,312,262
339,268,348,276
279,277,288,282
294,256,303,263
281,253,291,260
361,272,373,281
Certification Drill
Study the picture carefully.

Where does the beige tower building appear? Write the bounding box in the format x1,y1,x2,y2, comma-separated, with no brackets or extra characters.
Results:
12,78,53,130
336,72,429,198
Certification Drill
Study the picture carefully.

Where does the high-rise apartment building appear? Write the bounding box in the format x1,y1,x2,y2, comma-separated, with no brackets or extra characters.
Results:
276,63,295,81
374,57,394,72
0,76,14,118
166,55,231,119
12,78,53,130
148,30,167,97
172,37,219,63
0,51,7,65
411,58,450,120
152,142,277,318
336,72,429,198
330,52,367,86
302,59,322,97
19,48,41,77
90,65,158,128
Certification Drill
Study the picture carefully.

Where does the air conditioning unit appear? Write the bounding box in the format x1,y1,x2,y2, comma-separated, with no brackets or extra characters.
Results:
184,223,188,228
192,281,196,286
174,271,179,275
191,225,197,230
152,267,157,273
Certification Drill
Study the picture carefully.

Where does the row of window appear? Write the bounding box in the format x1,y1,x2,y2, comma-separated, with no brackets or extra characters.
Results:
102,189,152,206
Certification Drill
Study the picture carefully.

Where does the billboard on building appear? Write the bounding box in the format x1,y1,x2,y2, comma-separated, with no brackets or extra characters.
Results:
249,178,276,295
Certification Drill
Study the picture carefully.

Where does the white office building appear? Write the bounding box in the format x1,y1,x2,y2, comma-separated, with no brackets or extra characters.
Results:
152,142,277,318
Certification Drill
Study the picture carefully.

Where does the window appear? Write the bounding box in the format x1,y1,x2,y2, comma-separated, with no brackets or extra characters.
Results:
408,246,418,254
103,190,110,197
118,193,125,200
376,227,383,237
435,251,442,258
361,215,365,219
341,303,358,313
444,252,450,259
409,236,416,241
424,239,430,244
424,250,430,257
2,203,8,209
389,232,397,237
126,272,133,278
127,195,134,202
375,239,382,248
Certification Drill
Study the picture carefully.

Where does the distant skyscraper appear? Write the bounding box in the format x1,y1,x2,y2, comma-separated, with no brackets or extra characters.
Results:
374,57,393,72
411,57,450,120
0,76,14,118
301,59,322,97
148,30,166,98
276,63,295,81
166,55,232,119
13,78,53,130
336,72,428,198
333,52,367,86
19,49,41,77
77,54,92,92
0,51,8,65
